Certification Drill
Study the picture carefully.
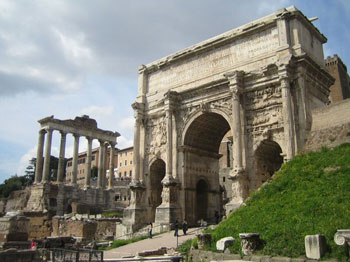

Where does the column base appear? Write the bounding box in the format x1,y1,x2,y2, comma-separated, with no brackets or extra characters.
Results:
154,180,181,232
226,168,249,215
154,205,182,233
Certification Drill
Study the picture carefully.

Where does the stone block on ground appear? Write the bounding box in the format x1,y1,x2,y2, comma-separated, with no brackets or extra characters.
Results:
197,233,212,249
305,234,327,260
216,236,235,251
239,233,261,256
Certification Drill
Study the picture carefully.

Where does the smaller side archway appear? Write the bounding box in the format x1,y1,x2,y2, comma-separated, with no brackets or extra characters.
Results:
255,139,283,187
149,159,166,222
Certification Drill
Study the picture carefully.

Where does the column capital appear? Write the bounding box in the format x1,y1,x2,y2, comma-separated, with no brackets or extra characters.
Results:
164,90,179,107
73,133,80,139
109,141,116,147
39,128,47,135
86,136,93,142
44,127,54,133
277,63,292,81
224,71,244,86
132,102,145,123
59,130,67,136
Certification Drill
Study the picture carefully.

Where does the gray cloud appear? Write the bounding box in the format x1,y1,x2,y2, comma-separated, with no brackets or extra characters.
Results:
0,0,288,97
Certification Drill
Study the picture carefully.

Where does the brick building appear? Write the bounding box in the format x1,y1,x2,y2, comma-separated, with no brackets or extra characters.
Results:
65,146,118,186
116,146,133,181
325,55,350,103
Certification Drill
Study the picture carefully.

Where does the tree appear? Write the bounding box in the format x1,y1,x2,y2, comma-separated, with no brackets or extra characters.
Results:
0,174,28,198
24,157,36,185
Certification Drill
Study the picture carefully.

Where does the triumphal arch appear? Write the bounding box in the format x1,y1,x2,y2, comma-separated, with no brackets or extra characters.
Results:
120,6,333,234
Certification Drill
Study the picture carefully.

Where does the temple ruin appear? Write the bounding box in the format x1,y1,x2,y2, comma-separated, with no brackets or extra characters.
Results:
118,6,334,235
26,115,120,216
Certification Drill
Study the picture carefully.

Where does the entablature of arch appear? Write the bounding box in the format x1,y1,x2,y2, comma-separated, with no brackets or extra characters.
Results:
179,145,222,159
38,115,120,143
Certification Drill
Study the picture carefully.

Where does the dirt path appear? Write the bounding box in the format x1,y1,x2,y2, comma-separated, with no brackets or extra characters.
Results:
104,228,200,259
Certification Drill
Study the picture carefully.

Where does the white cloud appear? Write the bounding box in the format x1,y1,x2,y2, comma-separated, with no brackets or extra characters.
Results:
16,146,37,177
0,0,349,184
80,105,114,122
53,28,94,66
117,136,133,149
119,116,134,133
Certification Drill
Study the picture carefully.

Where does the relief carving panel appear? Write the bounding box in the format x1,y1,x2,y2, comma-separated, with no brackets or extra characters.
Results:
145,116,167,159
245,85,283,136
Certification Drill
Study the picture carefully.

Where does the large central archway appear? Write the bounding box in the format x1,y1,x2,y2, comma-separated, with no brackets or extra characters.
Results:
183,112,231,225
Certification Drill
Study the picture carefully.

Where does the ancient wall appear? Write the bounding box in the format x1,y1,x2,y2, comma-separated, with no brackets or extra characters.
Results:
27,213,52,240
52,218,97,240
0,200,6,216
303,99,350,151
4,189,30,213
51,217,118,241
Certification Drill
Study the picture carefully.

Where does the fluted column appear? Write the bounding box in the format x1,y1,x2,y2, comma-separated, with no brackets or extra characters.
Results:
71,134,80,185
108,143,115,189
227,71,245,173
165,108,173,180
131,102,143,185
97,140,104,188
102,142,108,188
85,137,93,188
173,116,178,180
57,131,67,184
34,129,46,184
42,128,53,183
280,70,295,161
224,71,249,213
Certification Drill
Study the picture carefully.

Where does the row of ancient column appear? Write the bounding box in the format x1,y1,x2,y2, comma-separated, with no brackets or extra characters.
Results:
34,128,116,189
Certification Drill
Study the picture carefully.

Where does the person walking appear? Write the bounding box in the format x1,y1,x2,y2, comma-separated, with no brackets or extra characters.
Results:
215,210,220,224
174,219,179,237
182,220,188,235
148,222,153,239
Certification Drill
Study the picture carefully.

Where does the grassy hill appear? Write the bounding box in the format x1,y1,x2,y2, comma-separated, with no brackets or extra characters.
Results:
206,143,350,260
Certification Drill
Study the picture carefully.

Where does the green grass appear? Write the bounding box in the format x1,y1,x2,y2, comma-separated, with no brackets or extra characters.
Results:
206,143,350,261
101,211,123,218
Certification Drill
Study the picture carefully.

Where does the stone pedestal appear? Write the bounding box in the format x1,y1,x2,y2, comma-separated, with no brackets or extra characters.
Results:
305,234,327,259
334,229,350,256
0,212,30,243
225,169,249,215
239,233,260,255
334,229,350,246
121,184,147,234
154,180,181,232
197,233,212,249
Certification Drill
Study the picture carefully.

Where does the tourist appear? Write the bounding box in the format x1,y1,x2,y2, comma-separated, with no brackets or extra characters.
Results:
31,239,37,250
174,219,179,237
215,210,220,224
148,222,153,239
182,220,188,235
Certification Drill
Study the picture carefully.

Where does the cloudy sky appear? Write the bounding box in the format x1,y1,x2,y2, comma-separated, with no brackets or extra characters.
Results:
0,0,349,183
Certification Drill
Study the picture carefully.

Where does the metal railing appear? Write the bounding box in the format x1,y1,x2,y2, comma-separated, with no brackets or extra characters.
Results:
104,256,183,262
50,248,103,262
